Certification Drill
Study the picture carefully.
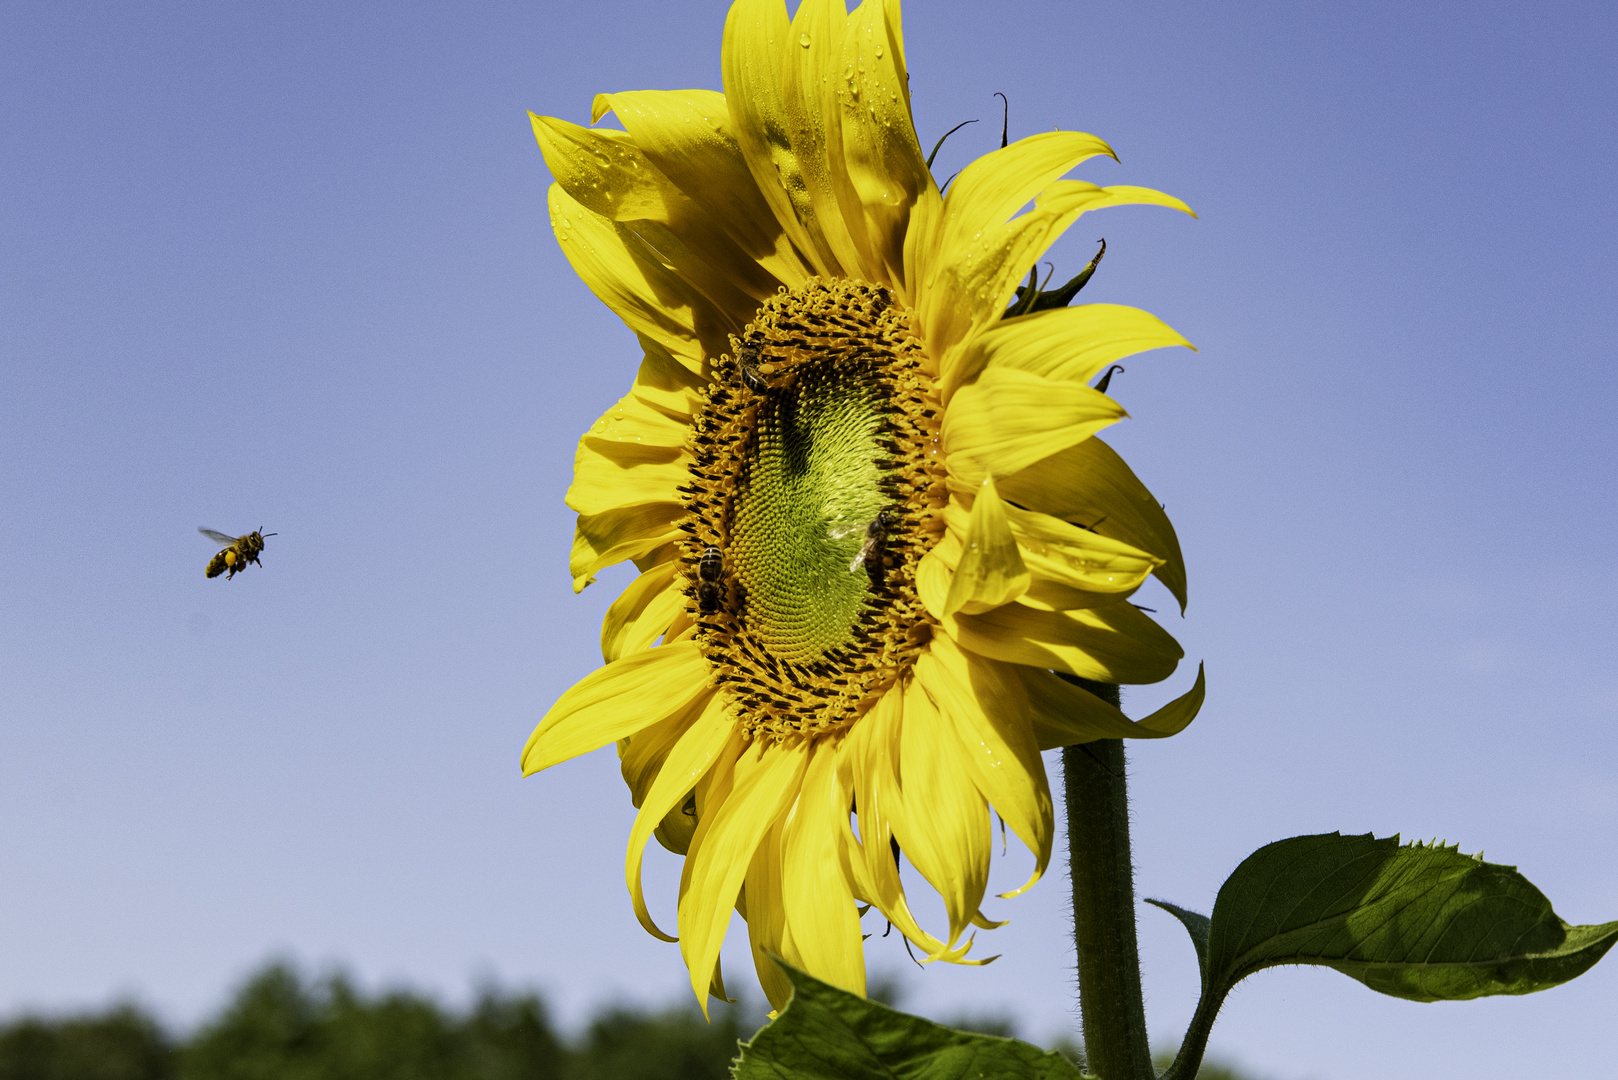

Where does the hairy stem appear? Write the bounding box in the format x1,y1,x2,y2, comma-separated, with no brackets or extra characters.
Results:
1063,681,1153,1080
1159,990,1219,1080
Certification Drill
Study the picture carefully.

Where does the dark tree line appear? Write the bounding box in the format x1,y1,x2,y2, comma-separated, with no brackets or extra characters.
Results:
0,963,758,1080
0,963,1265,1080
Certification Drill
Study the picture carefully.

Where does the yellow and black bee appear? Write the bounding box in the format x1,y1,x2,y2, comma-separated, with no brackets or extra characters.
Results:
736,341,770,394
199,527,276,580
696,545,723,613
849,510,893,573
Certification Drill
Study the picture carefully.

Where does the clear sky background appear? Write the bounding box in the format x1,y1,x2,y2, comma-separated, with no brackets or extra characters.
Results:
2,2,1614,1077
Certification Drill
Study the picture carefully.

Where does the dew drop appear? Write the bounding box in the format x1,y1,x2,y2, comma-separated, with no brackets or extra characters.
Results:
799,32,811,47
874,43,883,58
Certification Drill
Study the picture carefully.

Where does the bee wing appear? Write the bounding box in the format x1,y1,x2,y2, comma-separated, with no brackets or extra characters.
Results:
198,528,237,545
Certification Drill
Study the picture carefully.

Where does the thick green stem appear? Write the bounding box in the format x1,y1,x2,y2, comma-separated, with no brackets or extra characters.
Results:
1158,990,1218,1080
1063,681,1153,1080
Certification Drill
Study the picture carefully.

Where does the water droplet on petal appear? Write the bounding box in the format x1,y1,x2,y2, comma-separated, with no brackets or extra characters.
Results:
799,32,811,47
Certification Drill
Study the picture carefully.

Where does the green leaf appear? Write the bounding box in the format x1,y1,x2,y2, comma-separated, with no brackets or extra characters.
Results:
1157,833,1617,1080
732,963,1085,1080
1206,832,1618,1002
1144,898,1210,986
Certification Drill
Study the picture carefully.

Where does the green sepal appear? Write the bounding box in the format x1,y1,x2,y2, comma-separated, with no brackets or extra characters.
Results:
732,962,1085,1080
1006,241,1106,318
1144,898,1210,986
1205,832,1618,1002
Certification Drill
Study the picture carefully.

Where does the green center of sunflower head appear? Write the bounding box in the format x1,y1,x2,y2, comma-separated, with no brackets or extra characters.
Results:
730,356,887,664
679,278,946,738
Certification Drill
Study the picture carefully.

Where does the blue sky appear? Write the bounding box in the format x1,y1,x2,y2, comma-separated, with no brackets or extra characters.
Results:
1,2,1614,1077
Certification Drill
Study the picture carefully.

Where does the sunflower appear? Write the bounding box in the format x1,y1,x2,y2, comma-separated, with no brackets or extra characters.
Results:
523,0,1204,1013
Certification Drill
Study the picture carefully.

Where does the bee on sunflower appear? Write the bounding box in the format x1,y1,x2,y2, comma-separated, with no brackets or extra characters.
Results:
524,0,1204,1013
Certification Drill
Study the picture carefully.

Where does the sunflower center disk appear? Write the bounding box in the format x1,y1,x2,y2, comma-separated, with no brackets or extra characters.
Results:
679,279,946,739
731,358,885,664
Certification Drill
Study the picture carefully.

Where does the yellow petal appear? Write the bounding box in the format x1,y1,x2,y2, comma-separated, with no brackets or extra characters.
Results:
951,599,1182,685
916,130,1114,350
546,183,733,373
624,694,736,942
891,676,990,952
938,131,1116,255
522,641,710,774
950,302,1194,395
843,683,950,955
618,690,701,808
660,605,695,651
652,794,699,858
596,89,812,290
926,180,1195,381
569,502,683,592
915,548,953,620
780,0,869,278
623,692,721,854
999,501,1161,599
629,334,708,422
834,0,934,290
600,560,684,663
943,366,1126,483
742,824,797,1011
566,445,686,517
1134,661,1206,735
678,738,808,1016
941,476,1029,617
1018,663,1206,748
780,743,866,996
997,435,1187,612
707,957,732,1008
579,390,691,465
917,637,1051,898
532,113,773,315
722,0,842,278
900,180,942,315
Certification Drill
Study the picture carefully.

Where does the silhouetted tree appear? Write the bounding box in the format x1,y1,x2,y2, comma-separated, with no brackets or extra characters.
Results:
0,962,1265,1080
0,1005,174,1080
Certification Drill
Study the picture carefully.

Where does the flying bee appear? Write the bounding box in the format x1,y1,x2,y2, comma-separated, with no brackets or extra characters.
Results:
849,510,894,572
736,341,770,394
199,527,276,580
696,545,724,612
